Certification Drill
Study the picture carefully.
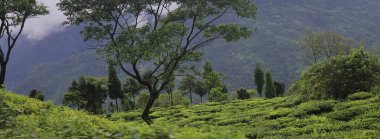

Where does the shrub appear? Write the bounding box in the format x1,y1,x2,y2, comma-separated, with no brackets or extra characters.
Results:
291,101,335,117
236,88,251,100
347,92,374,100
289,48,380,100
208,87,228,102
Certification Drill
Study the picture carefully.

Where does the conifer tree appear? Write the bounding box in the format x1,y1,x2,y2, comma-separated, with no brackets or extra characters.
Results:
254,64,264,97
274,81,285,97
108,64,122,111
264,72,276,98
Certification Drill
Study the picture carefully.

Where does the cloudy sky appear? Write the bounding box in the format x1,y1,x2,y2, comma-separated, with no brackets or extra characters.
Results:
22,0,66,41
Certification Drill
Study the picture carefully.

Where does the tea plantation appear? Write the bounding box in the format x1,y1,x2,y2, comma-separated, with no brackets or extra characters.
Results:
1,89,380,138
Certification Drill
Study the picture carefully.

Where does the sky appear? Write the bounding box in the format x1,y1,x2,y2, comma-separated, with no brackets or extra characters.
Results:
21,1,179,41
22,0,66,41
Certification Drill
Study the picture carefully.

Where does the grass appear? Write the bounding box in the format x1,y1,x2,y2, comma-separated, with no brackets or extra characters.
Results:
1,89,380,138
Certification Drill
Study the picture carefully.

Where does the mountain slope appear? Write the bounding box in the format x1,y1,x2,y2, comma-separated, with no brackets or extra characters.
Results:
1,89,379,138
114,92,380,138
6,0,380,100
0,90,238,138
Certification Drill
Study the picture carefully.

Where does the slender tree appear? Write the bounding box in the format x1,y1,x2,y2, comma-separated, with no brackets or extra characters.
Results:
194,81,207,103
123,78,144,108
0,1,48,86
254,63,264,97
59,0,257,125
203,62,225,94
264,72,276,98
179,76,197,103
164,74,175,106
273,81,285,97
108,64,122,111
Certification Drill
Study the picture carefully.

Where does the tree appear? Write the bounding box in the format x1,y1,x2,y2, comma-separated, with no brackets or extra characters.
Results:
236,88,250,100
63,76,108,114
194,81,207,103
298,31,354,64
123,78,144,108
179,76,197,103
202,62,226,93
164,74,175,106
264,72,276,99
254,63,264,97
0,1,48,86
107,64,122,111
208,87,227,102
59,0,257,125
289,48,380,100
273,81,285,97
28,89,44,101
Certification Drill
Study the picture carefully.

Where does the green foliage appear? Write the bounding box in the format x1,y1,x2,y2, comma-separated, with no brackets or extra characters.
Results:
254,63,265,97
136,92,150,109
203,62,226,93
2,90,250,138
58,0,257,124
290,48,380,100
347,92,375,100
107,64,122,111
298,31,354,64
236,88,255,100
273,81,285,97
123,78,144,107
208,87,228,102
63,76,108,114
113,90,380,138
2,89,380,138
28,89,44,101
179,76,198,103
154,91,190,107
0,0,49,85
264,72,276,98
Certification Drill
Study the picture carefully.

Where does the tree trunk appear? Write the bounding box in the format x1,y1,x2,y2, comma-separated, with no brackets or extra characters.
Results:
0,64,6,87
115,99,119,112
132,93,136,109
200,96,203,103
170,92,173,106
142,92,158,125
189,87,193,104
189,92,193,104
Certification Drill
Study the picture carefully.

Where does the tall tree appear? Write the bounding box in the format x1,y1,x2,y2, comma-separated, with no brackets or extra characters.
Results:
203,62,226,94
0,0,48,86
63,77,108,114
107,64,122,111
164,74,175,106
59,0,257,125
273,81,285,97
264,72,276,99
298,31,354,64
194,81,207,103
254,63,264,97
179,76,197,103
123,78,144,108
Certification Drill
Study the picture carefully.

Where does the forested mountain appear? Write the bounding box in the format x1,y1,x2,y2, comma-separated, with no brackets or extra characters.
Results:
6,0,380,101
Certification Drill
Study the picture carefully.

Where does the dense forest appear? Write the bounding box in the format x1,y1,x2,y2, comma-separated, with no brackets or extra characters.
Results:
1,0,380,138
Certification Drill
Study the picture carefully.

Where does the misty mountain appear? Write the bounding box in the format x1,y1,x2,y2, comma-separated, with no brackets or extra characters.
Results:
6,0,380,101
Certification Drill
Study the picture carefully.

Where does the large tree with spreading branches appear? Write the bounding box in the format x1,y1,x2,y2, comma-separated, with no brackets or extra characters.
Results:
58,0,257,125
0,0,48,86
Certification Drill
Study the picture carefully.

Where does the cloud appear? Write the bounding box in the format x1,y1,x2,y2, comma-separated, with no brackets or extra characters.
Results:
22,0,66,41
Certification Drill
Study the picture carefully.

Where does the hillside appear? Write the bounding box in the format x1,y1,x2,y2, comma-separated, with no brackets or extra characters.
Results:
6,0,380,101
0,90,236,138
1,89,379,138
